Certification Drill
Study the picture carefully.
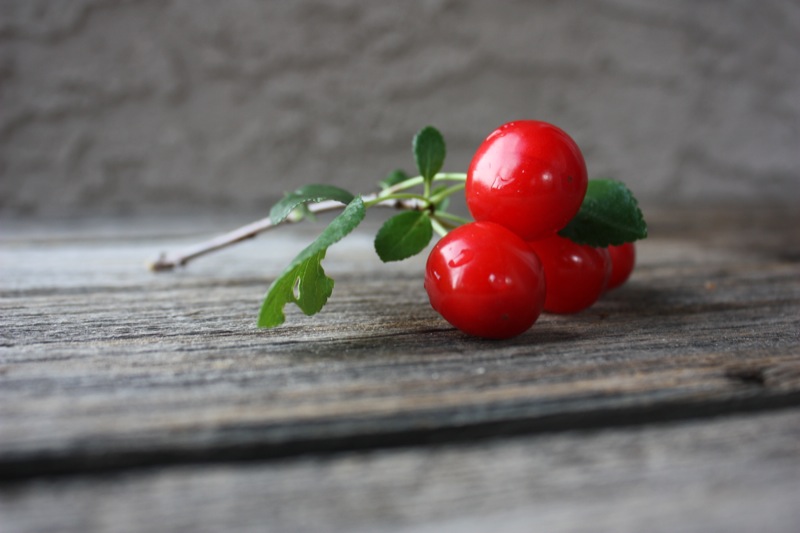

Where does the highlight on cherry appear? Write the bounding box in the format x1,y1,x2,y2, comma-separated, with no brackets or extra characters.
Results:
151,121,648,340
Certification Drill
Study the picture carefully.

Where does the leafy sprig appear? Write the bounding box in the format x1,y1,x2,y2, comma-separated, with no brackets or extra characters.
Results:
257,125,467,328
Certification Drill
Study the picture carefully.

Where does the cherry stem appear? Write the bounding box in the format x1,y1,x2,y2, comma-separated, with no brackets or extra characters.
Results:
434,211,472,225
430,217,451,237
428,183,465,206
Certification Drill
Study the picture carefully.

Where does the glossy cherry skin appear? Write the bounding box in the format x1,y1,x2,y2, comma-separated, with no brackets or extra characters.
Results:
425,221,546,339
466,120,588,241
528,235,611,314
606,242,636,290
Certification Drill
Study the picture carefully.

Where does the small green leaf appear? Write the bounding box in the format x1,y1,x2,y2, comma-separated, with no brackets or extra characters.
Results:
559,179,648,247
270,184,355,225
257,249,333,328
380,169,410,190
258,196,366,328
374,211,434,262
413,126,446,185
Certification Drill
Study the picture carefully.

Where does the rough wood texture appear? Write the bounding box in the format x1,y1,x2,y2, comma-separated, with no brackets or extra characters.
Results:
1,206,799,530
3,408,799,533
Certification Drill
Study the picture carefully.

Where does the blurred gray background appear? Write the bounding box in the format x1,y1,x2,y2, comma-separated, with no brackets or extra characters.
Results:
2,0,798,218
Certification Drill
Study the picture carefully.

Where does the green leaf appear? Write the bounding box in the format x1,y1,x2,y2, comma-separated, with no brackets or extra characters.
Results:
270,184,355,225
558,179,648,247
380,169,410,190
413,126,446,186
257,249,333,328
258,196,366,328
374,211,434,262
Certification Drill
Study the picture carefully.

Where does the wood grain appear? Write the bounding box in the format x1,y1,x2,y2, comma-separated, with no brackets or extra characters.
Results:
2,408,799,533
1,207,799,482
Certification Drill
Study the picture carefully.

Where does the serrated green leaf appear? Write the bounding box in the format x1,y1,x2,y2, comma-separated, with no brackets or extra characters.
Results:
258,196,366,328
374,211,434,262
380,169,410,190
413,126,446,185
558,179,648,247
292,250,334,313
257,249,333,328
269,184,355,225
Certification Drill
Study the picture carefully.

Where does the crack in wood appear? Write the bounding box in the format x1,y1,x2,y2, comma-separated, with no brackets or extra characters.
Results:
2,392,800,483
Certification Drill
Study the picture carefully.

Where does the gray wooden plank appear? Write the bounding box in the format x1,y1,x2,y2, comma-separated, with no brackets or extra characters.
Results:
1,207,799,477
2,407,799,533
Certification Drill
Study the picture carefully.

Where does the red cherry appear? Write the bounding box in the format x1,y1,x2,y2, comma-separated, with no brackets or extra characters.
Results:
606,242,636,290
528,235,611,314
466,120,588,241
425,222,546,339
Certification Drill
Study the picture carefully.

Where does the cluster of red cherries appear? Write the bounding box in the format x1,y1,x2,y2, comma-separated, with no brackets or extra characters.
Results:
424,121,636,339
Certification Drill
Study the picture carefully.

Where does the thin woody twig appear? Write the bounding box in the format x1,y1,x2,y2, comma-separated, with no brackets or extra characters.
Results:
148,194,424,271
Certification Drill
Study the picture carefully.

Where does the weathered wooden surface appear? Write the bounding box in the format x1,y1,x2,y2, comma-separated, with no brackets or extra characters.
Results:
1,206,799,531
3,408,799,533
